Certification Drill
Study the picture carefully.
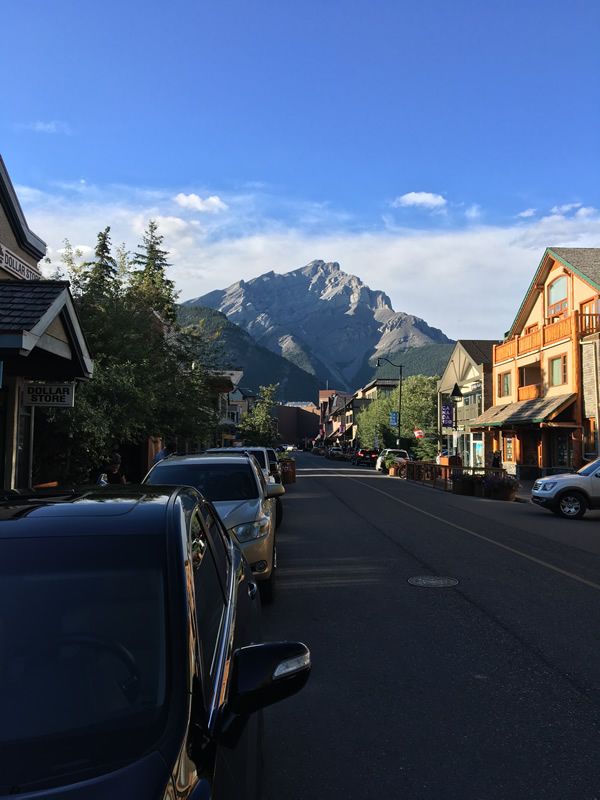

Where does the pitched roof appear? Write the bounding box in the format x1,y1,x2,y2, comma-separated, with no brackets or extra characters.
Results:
0,281,67,332
508,247,600,338
472,393,575,427
0,155,46,260
458,340,497,365
550,248,600,289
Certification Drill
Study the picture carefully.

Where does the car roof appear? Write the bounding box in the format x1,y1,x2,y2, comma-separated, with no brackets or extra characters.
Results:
0,485,197,538
157,453,254,465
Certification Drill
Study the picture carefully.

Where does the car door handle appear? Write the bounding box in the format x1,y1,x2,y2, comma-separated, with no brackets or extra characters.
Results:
248,581,258,600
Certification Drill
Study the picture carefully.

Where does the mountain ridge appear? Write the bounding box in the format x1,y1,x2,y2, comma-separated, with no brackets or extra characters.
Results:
184,260,452,390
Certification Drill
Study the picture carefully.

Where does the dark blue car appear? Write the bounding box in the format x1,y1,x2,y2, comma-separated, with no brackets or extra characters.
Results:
0,486,310,798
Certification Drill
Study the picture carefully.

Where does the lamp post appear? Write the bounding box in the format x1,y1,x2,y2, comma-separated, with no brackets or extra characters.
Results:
449,382,463,455
376,357,403,446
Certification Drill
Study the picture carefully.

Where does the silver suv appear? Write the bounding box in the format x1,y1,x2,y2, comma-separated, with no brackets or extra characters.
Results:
531,458,600,519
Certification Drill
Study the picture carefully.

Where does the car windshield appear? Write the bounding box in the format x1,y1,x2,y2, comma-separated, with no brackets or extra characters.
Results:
244,450,267,469
576,458,600,476
147,462,259,500
0,534,169,792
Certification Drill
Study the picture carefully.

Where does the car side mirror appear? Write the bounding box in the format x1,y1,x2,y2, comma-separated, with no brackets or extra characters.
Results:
228,641,311,716
266,483,285,498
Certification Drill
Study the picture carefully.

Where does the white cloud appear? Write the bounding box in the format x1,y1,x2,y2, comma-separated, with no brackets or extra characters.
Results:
465,204,482,220
174,192,228,213
17,120,73,135
18,182,600,341
392,191,447,210
575,206,596,218
550,202,582,215
517,208,536,218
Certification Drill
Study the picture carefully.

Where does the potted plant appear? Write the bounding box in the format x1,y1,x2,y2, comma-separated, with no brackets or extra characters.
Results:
452,473,475,495
483,473,519,501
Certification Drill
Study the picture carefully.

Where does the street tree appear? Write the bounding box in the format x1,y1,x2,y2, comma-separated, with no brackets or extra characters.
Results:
238,384,280,446
129,219,178,323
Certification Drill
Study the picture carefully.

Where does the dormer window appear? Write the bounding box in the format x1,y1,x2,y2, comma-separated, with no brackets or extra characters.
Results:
547,275,568,318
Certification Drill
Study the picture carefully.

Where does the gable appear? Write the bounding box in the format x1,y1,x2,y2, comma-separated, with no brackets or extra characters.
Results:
508,248,600,338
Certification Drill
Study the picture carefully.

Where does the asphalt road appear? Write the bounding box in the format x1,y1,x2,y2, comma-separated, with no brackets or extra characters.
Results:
262,453,600,800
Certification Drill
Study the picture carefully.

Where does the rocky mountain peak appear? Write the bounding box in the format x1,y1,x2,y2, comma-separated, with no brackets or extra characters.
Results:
183,260,451,391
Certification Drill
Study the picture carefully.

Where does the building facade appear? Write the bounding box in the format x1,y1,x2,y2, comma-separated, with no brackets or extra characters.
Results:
474,248,600,478
438,340,498,466
0,156,93,488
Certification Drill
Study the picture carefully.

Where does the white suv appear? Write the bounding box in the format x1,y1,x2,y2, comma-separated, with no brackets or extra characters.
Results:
375,449,410,473
531,458,600,519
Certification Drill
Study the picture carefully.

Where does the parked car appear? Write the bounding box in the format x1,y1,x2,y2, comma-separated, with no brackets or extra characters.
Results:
0,486,310,798
352,448,380,466
531,457,600,519
266,447,282,483
312,446,326,456
326,446,345,460
145,454,284,601
375,448,410,473
207,446,273,484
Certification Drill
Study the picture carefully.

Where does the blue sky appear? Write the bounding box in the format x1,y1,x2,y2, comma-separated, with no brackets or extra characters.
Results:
1,0,599,338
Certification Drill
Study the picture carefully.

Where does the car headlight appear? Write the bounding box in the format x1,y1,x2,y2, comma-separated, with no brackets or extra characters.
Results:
231,516,270,542
540,482,557,492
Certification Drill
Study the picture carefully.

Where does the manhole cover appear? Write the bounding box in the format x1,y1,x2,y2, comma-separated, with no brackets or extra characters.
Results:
407,576,459,588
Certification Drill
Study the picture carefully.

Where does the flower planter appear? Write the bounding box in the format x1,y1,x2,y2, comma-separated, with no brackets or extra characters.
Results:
485,487,517,501
473,483,485,498
452,481,474,496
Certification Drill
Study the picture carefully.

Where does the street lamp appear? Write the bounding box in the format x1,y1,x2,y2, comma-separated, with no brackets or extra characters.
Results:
376,357,403,446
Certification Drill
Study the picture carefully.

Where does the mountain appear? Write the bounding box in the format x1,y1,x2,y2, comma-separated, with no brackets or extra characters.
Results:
177,305,320,402
183,260,452,391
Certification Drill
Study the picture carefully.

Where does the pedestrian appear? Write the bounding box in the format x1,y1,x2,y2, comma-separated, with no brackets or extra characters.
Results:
491,450,501,469
153,438,174,464
97,451,127,485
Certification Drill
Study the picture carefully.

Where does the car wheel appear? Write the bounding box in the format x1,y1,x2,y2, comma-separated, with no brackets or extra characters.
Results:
557,491,587,519
275,497,283,528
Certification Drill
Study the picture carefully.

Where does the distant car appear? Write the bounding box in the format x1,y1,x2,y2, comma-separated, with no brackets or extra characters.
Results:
0,486,309,799
326,446,345,460
531,457,600,519
375,449,410,473
312,446,326,456
144,454,284,601
352,448,379,466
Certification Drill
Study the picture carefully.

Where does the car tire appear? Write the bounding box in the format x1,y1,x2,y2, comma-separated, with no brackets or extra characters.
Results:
259,543,276,604
557,491,587,519
275,497,283,528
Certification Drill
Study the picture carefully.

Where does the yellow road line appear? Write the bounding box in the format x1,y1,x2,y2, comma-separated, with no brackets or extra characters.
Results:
345,475,600,592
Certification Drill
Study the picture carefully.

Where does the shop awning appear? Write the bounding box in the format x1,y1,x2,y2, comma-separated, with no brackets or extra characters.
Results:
0,280,93,379
471,393,576,428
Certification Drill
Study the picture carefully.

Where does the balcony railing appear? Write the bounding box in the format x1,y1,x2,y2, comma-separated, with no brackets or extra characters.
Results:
580,313,600,336
494,312,600,364
517,383,541,401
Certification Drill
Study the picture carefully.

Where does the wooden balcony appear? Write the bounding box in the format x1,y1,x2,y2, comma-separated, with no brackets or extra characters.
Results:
494,312,597,364
580,313,600,336
517,383,541,401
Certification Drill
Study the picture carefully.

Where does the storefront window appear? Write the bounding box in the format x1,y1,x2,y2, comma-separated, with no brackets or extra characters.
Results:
554,434,571,468
504,436,514,462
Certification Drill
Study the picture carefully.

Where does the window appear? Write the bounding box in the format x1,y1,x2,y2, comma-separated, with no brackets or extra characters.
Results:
549,354,567,386
497,371,512,398
547,276,568,317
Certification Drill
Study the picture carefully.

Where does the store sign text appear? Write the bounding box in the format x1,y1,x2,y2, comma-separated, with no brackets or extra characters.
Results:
23,383,75,407
0,242,42,280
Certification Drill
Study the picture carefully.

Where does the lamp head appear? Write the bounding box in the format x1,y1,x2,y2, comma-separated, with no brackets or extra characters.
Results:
450,383,463,402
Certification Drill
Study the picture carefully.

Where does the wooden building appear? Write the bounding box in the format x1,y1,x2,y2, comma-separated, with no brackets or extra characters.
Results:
474,248,600,478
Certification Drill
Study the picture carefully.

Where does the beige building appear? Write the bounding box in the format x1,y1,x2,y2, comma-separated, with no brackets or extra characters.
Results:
474,248,600,477
0,156,93,488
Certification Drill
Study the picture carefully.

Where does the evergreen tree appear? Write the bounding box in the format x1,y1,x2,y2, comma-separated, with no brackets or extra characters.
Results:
129,220,178,323
81,226,118,298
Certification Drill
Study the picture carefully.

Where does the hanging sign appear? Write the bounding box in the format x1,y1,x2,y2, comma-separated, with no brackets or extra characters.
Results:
441,403,453,427
23,383,76,407
0,242,42,281
389,411,399,427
